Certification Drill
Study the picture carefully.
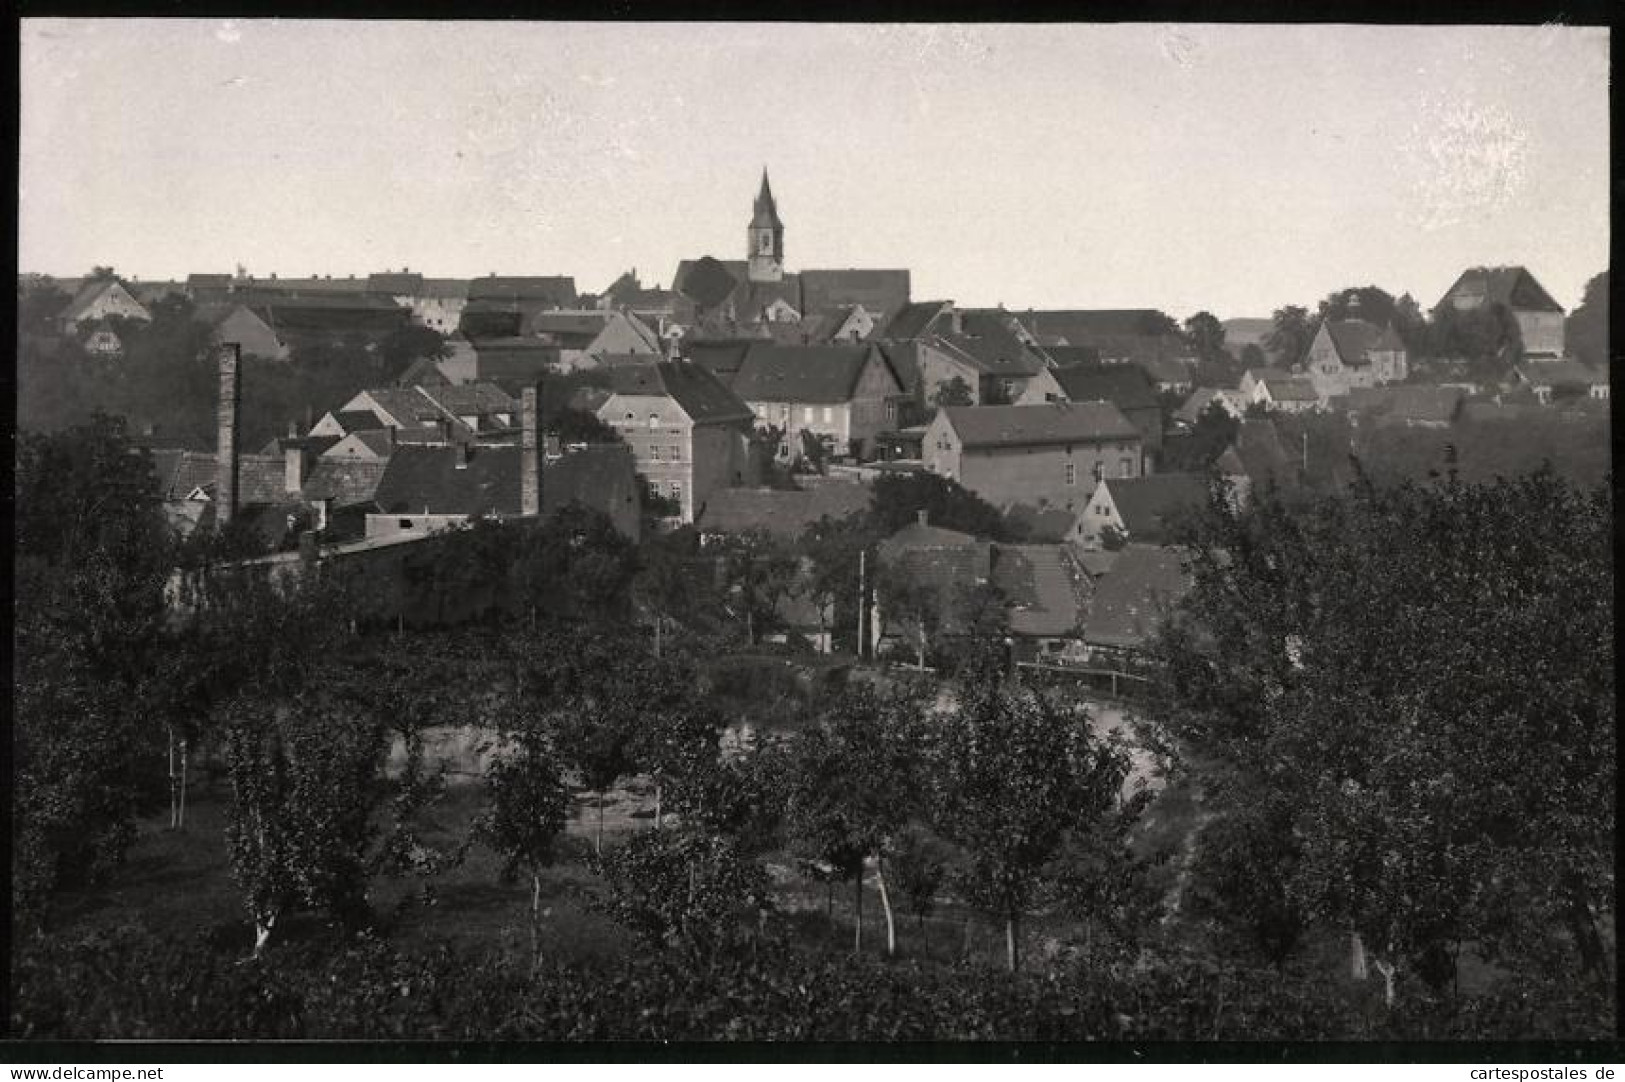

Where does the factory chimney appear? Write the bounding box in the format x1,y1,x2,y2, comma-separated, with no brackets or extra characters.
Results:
216,343,242,526
521,381,541,517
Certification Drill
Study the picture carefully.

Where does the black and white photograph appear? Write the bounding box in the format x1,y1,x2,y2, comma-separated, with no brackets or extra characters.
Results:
11,18,1614,1050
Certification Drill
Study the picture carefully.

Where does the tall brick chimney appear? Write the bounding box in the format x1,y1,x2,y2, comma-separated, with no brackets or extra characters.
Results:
284,420,305,495
216,343,242,526
521,382,541,517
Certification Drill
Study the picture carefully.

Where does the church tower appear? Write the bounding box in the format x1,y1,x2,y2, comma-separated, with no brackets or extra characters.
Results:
747,169,784,283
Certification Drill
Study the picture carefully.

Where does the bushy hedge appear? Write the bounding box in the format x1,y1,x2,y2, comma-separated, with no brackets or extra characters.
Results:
14,925,1610,1041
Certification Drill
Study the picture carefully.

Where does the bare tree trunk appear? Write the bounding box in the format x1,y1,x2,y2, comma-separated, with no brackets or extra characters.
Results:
178,738,190,830
1005,911,1019,973
917,624,926,671
252,911,277,958
1372,958,1396,1008
1350,931,1368,981
875,856,897,958
167,725,179,830
653,782,662,830
654,613,661,659
530,871,543,971
826,879,834,920
853,872,864,955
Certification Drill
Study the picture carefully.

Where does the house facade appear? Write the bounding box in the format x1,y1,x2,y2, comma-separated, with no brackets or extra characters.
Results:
729,343,905,461
1439,265,1566,358
1077,473,1209,549
1302,319,1408,403
596,361,754,523
59,279,151,331
924,402,1143,515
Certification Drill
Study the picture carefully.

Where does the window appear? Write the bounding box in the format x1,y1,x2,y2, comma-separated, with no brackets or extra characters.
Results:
624,411,634,424
803,406,814,422
754,404,767,418
1120,457,1134,477
650,445,662,462
648,413,659,429
759,233,772,254
1065,463,1076,486
669,444,682,461
668,481,683,499
822,406,832,423
779,405,789,420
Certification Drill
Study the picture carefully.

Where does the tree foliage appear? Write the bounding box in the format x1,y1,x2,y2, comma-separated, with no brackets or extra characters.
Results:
1151,469,1614,1002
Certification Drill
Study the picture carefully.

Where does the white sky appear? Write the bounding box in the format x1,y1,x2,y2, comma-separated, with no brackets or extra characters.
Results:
18,20,1611,318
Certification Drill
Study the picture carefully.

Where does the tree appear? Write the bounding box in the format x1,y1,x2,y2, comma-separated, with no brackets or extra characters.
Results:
797,428,833,474
594,830,770,963
869,470,1007,540
545,633,649,855
222,684,388,956
511,504,640,628
13,416,173,924
782,686,927,956
1161,401,1240,473
1318,285,1398,330
1238,343,1267,370
798,511,881,654
377,325,448,381
551,407,621,446
473,718,571,969
18,281,73,336
714,527,799,645
1565,270,1608,371
1265,305,1315,369
1151,470,1614,1008
931,375,975,409
1182,311,1228,365
935,684,1134,972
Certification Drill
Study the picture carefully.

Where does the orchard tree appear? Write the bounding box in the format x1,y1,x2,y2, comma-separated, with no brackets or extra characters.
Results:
222,684,388,956
473,722,571,969
714,527,799,646
931,375,975,409
935,684,1134,972
798,511,881,655
782,686,928,956
594,830,771,963
1150,469,1614,1008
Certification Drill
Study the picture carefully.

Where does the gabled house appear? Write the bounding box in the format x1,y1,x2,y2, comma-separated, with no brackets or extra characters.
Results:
1438,265,1566,358
1008,309,1188,369
1238,367,1318,413
924,402,1143,515
1174,386,1246,426
695,476,872,542
410,279,470,333
1082,543,1192,665
1515,358,1610,403
199,303,289,361
596,360,756,523
523,309,661,370
992,543,1092,663
1077,473,1208,549
872,512,996,664
59,278,151,331
728,343,906,460
1051,362,1164,463
1331,385,1467,428
1302,319,1408,402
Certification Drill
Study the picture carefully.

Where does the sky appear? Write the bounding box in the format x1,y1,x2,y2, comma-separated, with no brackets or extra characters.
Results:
18,21,1611,319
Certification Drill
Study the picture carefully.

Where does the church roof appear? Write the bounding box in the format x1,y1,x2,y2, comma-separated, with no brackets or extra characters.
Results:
750,170,784,231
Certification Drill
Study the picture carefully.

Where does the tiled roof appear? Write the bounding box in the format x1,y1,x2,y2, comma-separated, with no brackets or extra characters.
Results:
878,518,983,557
159,452,286,506
1260,376,1319,402
301,459,389,507
729,344,889,405
797,269,911,319
523,309,613,344
942,402,1140,450
466,276,577,306
59,279,124,324
422,382,521,417
880,301,953,342
604,361,754,425
992,544,1088,638
1333,386,1466,426
1083,544,1191,650
930,331,1047,378
1519,358,1608,387
873,341,921,396
418,278,471,299
696,479,872,540
333,409,384,434
1439,266,1563,314
673,257,744,310
544,444,639,523
1324,319,1387,368
361,388,444,427
1135,355,1197,385
1099,474,1208,542
367,272,424,295
1013,309,1175,341
1052,363,1159,412
372,444,524,517
1046,345,1102,368
877,518,994,625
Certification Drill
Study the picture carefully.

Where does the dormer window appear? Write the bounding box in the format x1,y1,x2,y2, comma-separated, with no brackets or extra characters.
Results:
648,413,659,429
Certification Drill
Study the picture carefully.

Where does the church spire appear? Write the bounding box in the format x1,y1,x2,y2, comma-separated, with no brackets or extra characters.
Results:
747,168,784,282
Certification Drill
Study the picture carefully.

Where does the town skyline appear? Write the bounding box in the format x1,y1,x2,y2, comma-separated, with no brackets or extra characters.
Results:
20,20,1610,318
